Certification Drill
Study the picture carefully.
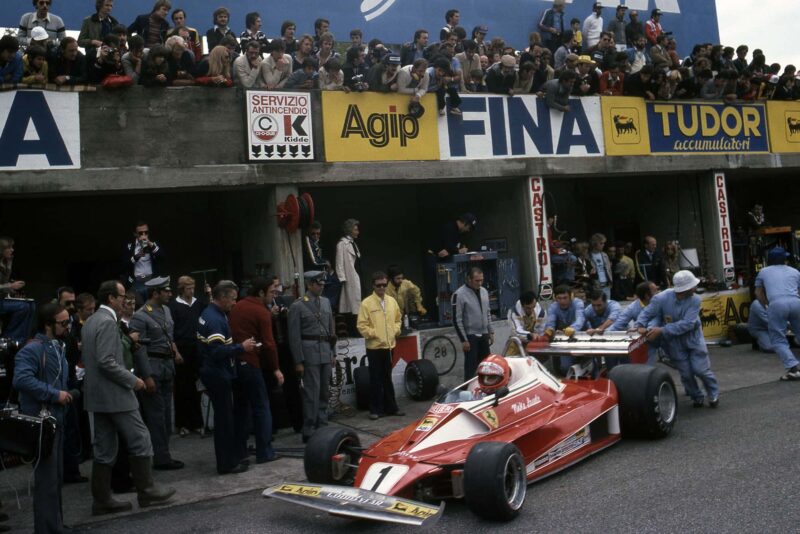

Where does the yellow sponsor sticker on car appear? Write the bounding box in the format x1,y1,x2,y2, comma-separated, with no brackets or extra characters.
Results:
389,501,439,519
276,484,321,497
415,416,438,432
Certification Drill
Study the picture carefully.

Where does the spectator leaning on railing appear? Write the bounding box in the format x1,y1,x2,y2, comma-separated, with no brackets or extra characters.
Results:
234,40,263,88
49,36,87,85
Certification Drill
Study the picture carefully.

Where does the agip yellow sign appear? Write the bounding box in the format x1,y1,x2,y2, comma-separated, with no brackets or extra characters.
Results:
601,97,651,156
321,92,439,162
766,100,800,153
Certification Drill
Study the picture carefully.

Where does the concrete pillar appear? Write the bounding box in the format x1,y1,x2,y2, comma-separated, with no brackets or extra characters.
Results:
699,171,735,285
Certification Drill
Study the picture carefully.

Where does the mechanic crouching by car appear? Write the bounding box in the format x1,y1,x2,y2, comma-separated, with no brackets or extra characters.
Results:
544,285,586,374
635,270,720,408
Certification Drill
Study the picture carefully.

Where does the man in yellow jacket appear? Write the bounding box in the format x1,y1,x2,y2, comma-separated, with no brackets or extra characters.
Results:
357,271,405,420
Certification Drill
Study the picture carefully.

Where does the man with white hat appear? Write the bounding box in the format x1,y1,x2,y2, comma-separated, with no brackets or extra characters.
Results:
635,270,720,407
754,247,800,381
18,0,67,47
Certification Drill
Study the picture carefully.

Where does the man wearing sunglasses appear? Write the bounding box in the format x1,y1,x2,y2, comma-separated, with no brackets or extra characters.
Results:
18,0,66,47
13,302,73,533
357,272,404,420
123,221,165,305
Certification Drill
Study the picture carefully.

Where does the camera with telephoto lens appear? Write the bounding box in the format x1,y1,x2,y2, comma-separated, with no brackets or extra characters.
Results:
351,74,367,92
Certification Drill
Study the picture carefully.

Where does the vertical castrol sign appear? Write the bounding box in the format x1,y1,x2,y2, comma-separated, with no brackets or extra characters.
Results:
714,172,735,283
530,177,554,300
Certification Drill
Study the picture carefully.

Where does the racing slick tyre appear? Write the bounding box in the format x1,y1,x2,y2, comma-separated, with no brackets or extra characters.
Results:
404,359,439,401
463,442,527,521
354,365,370,410
304,426,361,484
609,364,677,439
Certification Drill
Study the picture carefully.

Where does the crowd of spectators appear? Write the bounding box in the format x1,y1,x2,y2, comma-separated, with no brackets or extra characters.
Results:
1,0,798,113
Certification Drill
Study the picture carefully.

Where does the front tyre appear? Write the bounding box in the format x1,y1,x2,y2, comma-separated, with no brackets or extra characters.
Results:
304,426,361,484
464,442,527,521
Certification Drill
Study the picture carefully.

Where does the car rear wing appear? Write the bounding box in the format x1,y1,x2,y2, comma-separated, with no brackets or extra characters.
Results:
527,332,648,363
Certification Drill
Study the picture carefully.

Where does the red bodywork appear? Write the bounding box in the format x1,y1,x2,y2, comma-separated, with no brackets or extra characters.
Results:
352,357,622,501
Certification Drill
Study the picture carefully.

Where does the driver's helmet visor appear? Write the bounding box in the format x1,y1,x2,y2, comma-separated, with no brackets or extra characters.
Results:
478,361,505,386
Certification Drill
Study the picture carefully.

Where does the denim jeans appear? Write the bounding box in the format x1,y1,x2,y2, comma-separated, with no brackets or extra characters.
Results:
233,362,274,462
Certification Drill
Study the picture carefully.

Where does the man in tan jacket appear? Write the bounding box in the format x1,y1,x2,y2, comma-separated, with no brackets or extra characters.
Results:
357,271,405,420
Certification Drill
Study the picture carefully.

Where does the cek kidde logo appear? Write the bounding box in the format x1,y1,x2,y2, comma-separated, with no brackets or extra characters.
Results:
340,104,420,148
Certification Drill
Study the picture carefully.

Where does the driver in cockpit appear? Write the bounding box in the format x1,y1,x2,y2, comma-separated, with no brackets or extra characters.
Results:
472,354,512,400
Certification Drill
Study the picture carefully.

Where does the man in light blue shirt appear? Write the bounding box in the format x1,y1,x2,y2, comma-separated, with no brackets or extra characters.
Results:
754,246,800,380
611,281,661,364
545,285,585,374
636,270,720,407
747,299,773,353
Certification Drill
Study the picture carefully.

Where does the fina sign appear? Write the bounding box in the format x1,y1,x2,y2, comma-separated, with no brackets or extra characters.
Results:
439,95,604,160
246,91,314,161
0,91,80,171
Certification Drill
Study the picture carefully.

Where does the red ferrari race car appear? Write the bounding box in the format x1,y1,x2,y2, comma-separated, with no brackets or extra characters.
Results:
263,332,677,526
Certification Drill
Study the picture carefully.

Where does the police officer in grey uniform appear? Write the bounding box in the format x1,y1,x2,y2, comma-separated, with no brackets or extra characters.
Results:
288,271,336,443
129,276,185,470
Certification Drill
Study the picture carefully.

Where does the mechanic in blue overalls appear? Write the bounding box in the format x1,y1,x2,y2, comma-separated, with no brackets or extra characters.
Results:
610,281,661,364
747,299,774,352
753,246,800,381
636,270,720,407
583,288,623,371
544,285,585,374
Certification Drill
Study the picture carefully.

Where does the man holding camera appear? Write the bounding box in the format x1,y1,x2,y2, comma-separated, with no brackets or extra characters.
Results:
123,221,164,305
129,276,184,471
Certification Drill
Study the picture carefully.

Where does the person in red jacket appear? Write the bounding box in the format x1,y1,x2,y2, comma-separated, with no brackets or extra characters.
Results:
229,277,284,464
644,8,663,48
599,63,625,95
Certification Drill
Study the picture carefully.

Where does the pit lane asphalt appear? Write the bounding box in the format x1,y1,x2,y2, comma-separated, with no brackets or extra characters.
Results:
74,360,800,534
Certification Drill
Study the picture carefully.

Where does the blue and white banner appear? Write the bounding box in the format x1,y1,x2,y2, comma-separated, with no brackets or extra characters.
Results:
439,95,604,160
5,1,718,58
0,91,80,171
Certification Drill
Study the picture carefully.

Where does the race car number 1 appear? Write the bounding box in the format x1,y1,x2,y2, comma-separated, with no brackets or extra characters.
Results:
359,463,409,494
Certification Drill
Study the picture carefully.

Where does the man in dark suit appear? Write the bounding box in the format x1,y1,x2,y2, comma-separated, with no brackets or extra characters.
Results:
634,235,667,288
82,280,174,516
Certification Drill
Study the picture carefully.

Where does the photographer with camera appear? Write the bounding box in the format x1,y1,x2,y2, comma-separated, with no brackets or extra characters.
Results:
123,221,165,306
343,46,370,92
12,302,73,534
88,33,122,84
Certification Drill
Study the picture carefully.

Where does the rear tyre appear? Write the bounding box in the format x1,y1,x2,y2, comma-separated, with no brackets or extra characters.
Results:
354,365,370,411
404,359,439,401
609,364,677,439
304,426,361,484
463,442,527,521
